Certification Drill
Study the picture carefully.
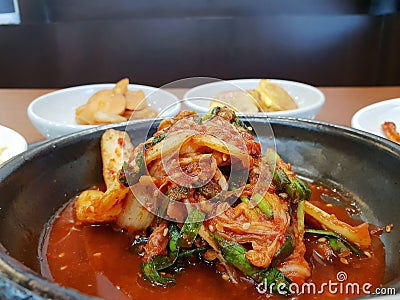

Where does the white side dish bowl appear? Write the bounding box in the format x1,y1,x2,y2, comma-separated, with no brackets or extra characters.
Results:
183,79,325,119
351,98,400,139
27,84,181,139
0,125,27,166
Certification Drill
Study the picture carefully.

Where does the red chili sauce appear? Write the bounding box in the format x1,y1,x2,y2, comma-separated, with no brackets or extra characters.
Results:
39,183,385,300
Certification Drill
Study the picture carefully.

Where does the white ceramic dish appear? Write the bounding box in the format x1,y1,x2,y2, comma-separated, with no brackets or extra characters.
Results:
183,79,325,119
351,98,400,139
0,125,27,166
27,84,181,139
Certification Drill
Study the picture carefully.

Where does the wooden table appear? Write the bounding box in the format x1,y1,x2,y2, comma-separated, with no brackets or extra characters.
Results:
1,87,400,144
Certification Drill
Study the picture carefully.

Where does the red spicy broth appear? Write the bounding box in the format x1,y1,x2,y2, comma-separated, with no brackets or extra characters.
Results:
39,183,385,300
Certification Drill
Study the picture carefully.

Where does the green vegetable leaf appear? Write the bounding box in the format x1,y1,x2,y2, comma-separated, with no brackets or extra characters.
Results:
252,193,273,218
168,223,180,253
177,208,206,248
212,233,292,295
141,260,176,287
144,133,167,149
305,229,365,256
258,268,291,295
265,149,311,202
271,234,295,267
119,150,146,187
201,107,221,121
212,233,260,277
178,245,211,258
329,238,350,255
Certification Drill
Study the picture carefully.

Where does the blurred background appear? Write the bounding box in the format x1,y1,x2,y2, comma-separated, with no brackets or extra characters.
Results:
0,0,399,88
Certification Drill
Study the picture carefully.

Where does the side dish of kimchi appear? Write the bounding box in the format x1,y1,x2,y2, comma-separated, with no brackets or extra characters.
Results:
382,121,400,143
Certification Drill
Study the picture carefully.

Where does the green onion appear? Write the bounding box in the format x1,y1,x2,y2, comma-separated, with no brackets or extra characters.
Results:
211,233,261,276
271,234,295,267
178,245,211,258
144,133,167,149
177,208,206,248
265,149,311,201
212,233,291,294
305,229,365,256
252,193,273,218
329,238,350,255
141,260,176,286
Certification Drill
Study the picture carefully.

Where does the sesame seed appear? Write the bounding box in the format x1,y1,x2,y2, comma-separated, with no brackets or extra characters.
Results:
221,274,230,281
93,252,102,257
318,237,327,243
216,223,223,232
242,222,251,230
340,257,349,265
58,252,65,258
279,193,288,199
208,224,215,232
385,224,393,233
60,265,68,271
326,203,333,207
163,227,169,237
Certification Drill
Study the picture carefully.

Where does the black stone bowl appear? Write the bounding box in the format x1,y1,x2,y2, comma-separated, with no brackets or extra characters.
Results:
0,117,399,299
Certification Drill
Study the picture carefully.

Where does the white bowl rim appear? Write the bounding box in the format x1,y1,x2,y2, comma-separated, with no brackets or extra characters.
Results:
27,83,181,130
183,78,325,116
351,97,400,130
